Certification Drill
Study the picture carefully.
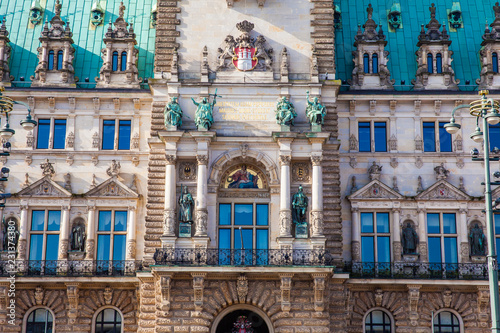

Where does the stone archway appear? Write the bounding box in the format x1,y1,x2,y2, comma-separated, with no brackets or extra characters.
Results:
212,305,273,333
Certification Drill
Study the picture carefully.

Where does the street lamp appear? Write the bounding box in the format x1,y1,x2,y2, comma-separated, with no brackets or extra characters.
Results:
445,90,500,332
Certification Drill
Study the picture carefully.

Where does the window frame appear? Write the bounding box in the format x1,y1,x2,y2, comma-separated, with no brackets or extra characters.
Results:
493,52,499,73
360,212,391,263
422,121,453,153
358,120,388,152
427,212,458,264
92,306,124,333
24,306,55,333
36,117,67,150
28,209,61,262
433,309,462,333
372,53,378,74
101,119,132,151
96,209,128,261
363,308,394,333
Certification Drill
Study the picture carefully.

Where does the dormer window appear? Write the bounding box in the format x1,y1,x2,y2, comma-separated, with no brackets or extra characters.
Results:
427,53,433,73
436,53,442,73
57,50,63,69
372,53,378,74
48,50,55,70
494,53,499,73
121,51,127,71
363,53,369,73
112,51,118,71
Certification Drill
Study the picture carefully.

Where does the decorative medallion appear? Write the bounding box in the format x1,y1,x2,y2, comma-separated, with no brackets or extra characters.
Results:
292,162,310,182
179,161,197,181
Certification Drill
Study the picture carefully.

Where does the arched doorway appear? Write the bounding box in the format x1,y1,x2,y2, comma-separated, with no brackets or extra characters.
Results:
212,305,272,333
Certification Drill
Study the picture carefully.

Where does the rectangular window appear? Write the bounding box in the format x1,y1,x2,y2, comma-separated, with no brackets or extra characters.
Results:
427,213,457,264
358,122,387,152
490,124,500,151
96,210,128,261
423,121,452,152
36,119,66,149
28,210,61,262
102,119,131,150
360,212,391,263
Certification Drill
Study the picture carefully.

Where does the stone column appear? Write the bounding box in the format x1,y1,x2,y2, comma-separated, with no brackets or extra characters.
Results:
279,155,292,237
128,43,134,70
85,205,96,260
58,205,70,260
417,208,427,260
194,154,208,237
351,207,360,261
459,208,469,263
126,206,137,260
392,209,401,261
17,204,28,259
163,155,177,237
310,155,324,237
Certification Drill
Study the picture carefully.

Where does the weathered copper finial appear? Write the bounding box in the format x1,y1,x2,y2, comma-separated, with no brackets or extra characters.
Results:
55,0,62,17
429,3,436,19
367,4,373,19
119,1,125,18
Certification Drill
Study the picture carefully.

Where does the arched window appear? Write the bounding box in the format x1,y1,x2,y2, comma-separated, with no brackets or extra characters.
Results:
363,53,370,73
57,50,64,70
112,51,119,71
120,52,127,71
493,52,499,73
365,310,391,333
436,53,442,74
427,53,433,73
95,308,122,333
48,50,54,70
372,53,378,74
25,308,53,333
433,311,460,333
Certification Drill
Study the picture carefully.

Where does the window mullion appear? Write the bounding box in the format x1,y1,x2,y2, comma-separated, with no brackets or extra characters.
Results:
114,121,119,150
48,118,54,149
435,121,440,153
371,121,375,152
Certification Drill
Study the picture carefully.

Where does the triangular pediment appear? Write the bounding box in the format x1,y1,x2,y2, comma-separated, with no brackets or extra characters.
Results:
348,179,403,200
85,176,138,198
17,175,72,197
416,180,470,201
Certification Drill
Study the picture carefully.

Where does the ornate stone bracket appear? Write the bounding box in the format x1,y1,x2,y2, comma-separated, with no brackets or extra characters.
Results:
237,274,248,303
159,274,173,313
66,283,80,324
311,273,328,312
163,209,175,237
192,273,206,312
477,286,490,325
279,210,292,237
279,273,294,312
34,286,44,305
104,286,113,305
407,284,421,326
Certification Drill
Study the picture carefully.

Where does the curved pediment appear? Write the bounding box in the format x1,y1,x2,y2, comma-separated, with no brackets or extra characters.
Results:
415,180,470,201
348,179,403,201
17,175,72,197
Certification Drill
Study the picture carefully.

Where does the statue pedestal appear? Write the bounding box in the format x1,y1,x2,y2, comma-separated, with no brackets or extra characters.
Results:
280,124,291,132
68,251,86,260
402,254,419,262
295,223,308,239
166,124,178,131
179,222,192,238
197,126,209,132
311,124,322,132
470,255,486,263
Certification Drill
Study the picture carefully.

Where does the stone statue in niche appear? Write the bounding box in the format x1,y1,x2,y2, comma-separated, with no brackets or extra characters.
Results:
292,185,308,238
274,96,297,128
469,223,486,256
70,223,86,252
178,185,194,224
402,222,418,255
1,218,19,252
192,94,217,131
164,96,183,128
305,90,327,128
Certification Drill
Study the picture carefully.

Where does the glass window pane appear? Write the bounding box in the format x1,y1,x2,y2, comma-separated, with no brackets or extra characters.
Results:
361,213,374,233
443,214,456,234
47,211,61,231
256,204,268,226
114,211,128,231
218,229,231,249
377,236,391,262
112,52,118,71
436,53,442,73
496,238,500,254
256,229,268,250
427,53,433,73
494,53,499,73
121,52,127,71
98,211,112,231
439,122,452,152
113,234,126,260
496,214,500,235
31,210,45,231
48,51,54,70
371,311,383,324
37,119,50,149
234,204,253,225
376,213,389,233
423,122,436,152
374,122,387,152
444,237,458,264
427,213,440,234
439,312,452,325
428,237,442,263
57,51,63,70
53,119,66,149
103,309,116,321
102,120,115,150
97,235,110,260
219,204,231,225
45,234,59,260
118,120,131,150
29,234,43,260
234,229,253,250
491,124,500,152
361,236,374,262
363,54,369,73
372,53,378,74
358,122,371,152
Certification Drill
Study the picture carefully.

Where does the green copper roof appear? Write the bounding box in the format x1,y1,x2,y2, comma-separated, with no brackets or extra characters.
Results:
0,0,156,88
335,0,495,91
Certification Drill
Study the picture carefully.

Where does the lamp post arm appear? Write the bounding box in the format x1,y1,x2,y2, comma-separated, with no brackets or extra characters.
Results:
449,104,469,122
12,101,32,115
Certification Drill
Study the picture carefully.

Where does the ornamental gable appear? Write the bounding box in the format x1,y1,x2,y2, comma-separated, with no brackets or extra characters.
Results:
415,179,470,201
348,179,403,201
85,176,138,198
17,175,71,197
